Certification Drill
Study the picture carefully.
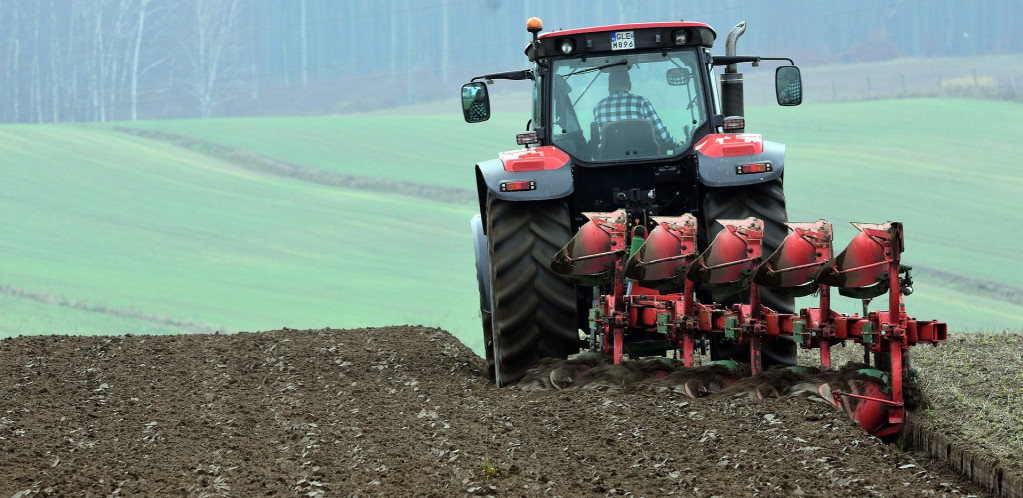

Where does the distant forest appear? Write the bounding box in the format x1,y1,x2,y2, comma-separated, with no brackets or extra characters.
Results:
1,0,1020,123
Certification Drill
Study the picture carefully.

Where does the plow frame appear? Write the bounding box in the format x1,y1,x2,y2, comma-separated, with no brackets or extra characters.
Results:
557,215,947,436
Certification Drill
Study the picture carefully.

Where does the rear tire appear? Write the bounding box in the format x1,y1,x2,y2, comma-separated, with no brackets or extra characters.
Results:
486,194,579,386
702,179,796,367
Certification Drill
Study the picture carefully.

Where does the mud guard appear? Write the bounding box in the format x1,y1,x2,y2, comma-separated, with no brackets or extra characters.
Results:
474,146,575,229
695,133,785,187
471,215,491,314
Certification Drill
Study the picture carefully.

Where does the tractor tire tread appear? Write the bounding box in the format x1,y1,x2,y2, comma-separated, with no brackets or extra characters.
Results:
486,194,578,385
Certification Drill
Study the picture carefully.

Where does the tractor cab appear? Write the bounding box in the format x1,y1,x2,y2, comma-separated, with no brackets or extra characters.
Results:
462,18,802,167
536,22,719,165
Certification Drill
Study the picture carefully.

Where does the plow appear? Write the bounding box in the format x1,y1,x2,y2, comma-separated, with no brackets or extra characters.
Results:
460,15,948,440
550,213,945,438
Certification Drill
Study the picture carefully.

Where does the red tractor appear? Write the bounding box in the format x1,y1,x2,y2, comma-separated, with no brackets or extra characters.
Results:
462,16,946,439
464,17,804,386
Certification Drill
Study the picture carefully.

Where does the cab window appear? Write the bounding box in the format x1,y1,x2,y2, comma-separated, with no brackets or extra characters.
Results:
550,49,706,162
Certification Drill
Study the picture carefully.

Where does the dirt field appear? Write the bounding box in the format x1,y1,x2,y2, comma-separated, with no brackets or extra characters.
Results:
0,326,1017,496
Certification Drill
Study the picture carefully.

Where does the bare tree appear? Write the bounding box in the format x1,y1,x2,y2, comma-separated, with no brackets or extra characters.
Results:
182,0,243,117
129,0,151,120
49,0,62,122
299,0,307,88
441,0,449,87
7,2,21,122
105,0,131,120
31,1,43,122
389,0,398,81
91,0,105,121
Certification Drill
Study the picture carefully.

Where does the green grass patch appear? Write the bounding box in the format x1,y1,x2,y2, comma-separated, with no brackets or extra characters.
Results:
751,99,1023,331
750,99,1022,283
118,113,530,193
3,98,1020,356
0,293,189,336
0,124,482,349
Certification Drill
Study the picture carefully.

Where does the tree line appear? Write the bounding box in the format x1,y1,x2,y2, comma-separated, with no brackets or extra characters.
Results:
1,0,239,122
1,0,1020,124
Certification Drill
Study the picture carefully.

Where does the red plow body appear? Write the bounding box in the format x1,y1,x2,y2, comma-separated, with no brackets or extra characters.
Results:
551,213,946,438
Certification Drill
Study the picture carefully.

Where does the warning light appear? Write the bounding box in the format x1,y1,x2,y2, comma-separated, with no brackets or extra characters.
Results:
527,17,543,34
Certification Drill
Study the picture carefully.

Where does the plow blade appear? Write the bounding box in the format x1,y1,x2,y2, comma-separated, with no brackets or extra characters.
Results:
820,377,901,439
623,214,699,290
753,220,832,297
550,210,626,286
687,217,763,295
813,222,901,299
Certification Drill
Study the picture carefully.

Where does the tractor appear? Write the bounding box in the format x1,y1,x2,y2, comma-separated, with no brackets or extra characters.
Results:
463,17,803,386
461,17,945,439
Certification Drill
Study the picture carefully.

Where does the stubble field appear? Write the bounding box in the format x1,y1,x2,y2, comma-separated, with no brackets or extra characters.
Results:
2,326,1020,496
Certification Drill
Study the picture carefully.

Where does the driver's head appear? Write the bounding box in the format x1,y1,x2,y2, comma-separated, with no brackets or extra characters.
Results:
608,71,631,93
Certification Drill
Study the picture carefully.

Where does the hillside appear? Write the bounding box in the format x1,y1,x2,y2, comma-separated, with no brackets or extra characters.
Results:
1,98,1021,353
119,114,528,193
0,124,479,343
118,98,1023,334
748,99,1023,330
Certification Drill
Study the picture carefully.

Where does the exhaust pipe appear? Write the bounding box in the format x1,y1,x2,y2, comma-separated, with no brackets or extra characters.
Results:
721,21,746,132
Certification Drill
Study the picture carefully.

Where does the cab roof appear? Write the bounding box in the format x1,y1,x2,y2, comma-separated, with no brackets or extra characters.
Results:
538,22,716,41
529,22,716,60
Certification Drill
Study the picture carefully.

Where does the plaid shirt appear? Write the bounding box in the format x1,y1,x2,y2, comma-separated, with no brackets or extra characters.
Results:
593,91,676,146
467,101,488,121
780,80,801,104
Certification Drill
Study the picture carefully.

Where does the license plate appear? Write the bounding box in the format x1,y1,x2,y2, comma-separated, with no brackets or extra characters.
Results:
610,31,634,51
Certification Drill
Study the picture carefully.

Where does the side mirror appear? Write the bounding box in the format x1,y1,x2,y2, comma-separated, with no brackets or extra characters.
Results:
666,67,691,86
775,66,802,106
461,82,491,123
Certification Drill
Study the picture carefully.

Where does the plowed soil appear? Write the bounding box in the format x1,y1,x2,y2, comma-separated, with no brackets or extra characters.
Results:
0,327,989,496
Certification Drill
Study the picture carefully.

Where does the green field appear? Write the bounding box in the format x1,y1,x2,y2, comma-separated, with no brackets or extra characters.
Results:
748,99,1023,330
121,113,531,192
0,124,481,346
2,98,1021,355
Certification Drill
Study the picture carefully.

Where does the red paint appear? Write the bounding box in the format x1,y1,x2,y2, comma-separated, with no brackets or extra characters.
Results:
845,380,901,438
695,133,765,157
547,215,947,438
691,218,763,285
538,22,714,40
498,146,570,172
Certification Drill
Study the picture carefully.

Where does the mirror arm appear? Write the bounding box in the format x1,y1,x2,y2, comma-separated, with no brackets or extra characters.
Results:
759,57,796,65
712,56,795,67
471,70,534,82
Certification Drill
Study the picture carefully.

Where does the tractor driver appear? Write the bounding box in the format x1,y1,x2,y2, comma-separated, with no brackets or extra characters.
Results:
592,71,678,151
777,68,802,105
466,89,489,122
